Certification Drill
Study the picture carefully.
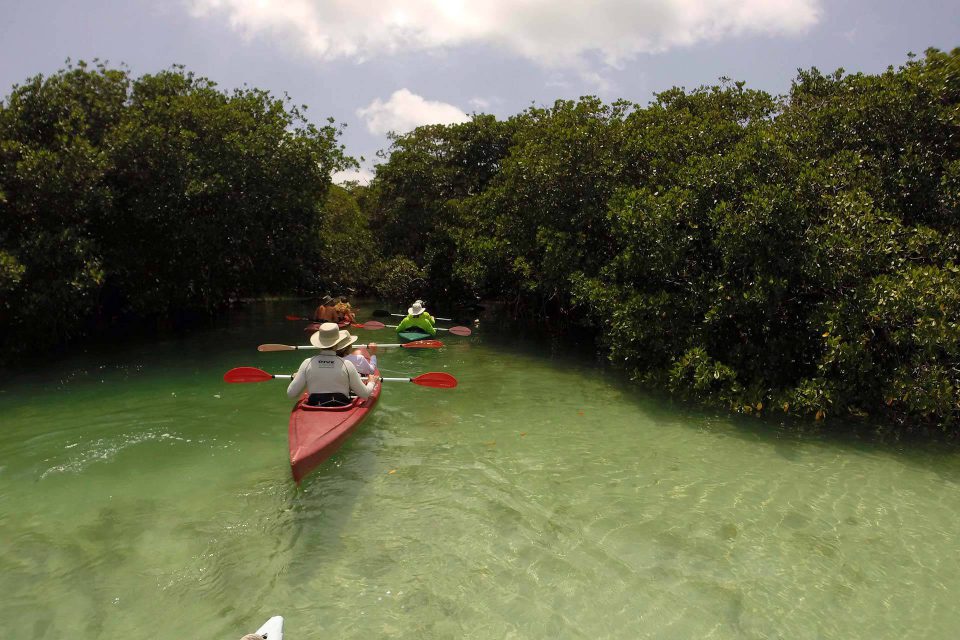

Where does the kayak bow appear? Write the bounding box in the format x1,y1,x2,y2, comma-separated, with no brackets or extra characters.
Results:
254,616,284,639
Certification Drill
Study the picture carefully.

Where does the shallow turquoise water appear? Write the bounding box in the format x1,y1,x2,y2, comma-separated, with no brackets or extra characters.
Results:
2,301,960,638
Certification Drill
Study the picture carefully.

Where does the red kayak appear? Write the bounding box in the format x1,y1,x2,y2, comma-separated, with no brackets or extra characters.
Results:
288,350,382,483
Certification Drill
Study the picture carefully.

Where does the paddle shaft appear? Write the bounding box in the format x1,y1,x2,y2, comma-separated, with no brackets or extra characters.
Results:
268,344,405,350
358,320,471,336
390,312,454,322
248,374,402,382
223,367,457,389
374,309,455,322
384,323,469,335
257,339,443,352
224,366,455,387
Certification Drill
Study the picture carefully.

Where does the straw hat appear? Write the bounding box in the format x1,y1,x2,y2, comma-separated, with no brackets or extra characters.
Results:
408,301,426,316
309,322,347,349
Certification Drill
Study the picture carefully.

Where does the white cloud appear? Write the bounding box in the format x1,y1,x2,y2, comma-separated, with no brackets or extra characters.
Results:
331,166,375,185
186,0,822,68
357,89,469,135
469,97,491,111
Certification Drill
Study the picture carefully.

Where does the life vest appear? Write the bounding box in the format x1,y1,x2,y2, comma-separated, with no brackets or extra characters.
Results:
396,313,437,336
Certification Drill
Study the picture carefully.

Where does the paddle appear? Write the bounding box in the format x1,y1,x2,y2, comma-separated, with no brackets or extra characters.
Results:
223,367,457,388
257,339,444,352
224,366,293,382
373,309,456,322
290,315,356,326
381,372,458,388
357,320,472,336
302,322,356,332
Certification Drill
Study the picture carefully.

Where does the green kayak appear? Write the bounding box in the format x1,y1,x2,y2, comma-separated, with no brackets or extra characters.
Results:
397,329,433,343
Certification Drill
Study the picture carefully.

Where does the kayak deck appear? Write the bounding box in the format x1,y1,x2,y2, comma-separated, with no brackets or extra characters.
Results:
397,328,434,343
255,615,284,639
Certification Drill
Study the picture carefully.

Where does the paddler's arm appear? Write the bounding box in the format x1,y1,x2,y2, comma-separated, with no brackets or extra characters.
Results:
286,359,310,398
344,359,376,398
395,315,414,331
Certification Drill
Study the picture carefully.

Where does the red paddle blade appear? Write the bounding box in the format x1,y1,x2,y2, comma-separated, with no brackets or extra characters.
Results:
285,314,306,321
360,320,386,330
448,326,473,336
224,367,273,383
304,323,321,332
402,339,444,349
411,372,458,388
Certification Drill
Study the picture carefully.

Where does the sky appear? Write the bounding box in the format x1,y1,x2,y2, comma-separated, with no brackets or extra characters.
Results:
1,1,958,184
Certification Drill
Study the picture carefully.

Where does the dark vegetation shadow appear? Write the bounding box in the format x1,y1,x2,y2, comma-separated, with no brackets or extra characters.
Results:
472,300,960,485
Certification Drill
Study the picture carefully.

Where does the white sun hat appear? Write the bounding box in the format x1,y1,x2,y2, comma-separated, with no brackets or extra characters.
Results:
310,322,347,349
408,301,426,316
334,331,359,351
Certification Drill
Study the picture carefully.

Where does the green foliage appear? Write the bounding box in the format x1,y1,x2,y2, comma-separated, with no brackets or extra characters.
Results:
368,48,960,431
318,184,376,290
0,249,26,312
6,49,960,430
0,61,118,355
373,256,426,302
369,114,518,302
668,347,743,403
0,61,352,360
456,98,630,307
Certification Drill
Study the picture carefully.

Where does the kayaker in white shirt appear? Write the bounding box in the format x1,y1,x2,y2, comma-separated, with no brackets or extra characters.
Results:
342,341,378,375
287,323,377,406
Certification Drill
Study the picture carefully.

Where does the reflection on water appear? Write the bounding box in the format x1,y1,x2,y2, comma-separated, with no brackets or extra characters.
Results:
1,300,959,638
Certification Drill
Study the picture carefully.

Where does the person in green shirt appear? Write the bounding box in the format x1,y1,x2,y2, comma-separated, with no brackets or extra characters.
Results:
395,300,437,337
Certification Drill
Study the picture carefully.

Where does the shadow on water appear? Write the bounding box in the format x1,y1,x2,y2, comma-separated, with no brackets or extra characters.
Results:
633,375,960,486
281,425,381,585
469,300,960,485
